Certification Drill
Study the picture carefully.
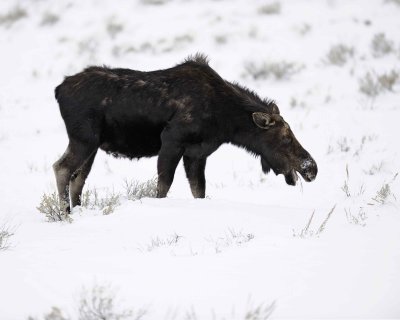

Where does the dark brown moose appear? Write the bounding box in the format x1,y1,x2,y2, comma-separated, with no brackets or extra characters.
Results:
53,54,317,212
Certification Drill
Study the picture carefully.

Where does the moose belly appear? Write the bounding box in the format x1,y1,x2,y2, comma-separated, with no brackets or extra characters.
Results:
99,122,163,159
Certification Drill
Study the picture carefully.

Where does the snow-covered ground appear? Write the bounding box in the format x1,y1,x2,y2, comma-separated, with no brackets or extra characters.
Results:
0,0,399,318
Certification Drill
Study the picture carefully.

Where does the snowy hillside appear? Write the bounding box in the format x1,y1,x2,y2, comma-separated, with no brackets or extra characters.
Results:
0,0,399,318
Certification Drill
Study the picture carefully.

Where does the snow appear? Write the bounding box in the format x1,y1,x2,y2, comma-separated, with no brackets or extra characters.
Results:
0,0,399,318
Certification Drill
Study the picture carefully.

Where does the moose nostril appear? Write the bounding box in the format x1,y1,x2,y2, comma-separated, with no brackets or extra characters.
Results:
300,158,315,170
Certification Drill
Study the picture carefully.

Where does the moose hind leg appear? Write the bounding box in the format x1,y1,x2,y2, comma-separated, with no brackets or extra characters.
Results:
183,156,206,198
157,142,184,198
53,147,73,213
70,150,97,208
53,140,98,212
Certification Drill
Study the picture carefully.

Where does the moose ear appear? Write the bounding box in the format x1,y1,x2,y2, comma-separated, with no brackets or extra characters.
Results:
252,112,275,129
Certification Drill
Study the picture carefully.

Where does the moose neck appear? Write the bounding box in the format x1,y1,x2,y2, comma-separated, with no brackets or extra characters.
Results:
219,90,269,158
228,119,264,158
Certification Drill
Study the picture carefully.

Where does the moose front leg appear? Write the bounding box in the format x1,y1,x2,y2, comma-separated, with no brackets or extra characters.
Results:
157,143,184,198
183,156,206,198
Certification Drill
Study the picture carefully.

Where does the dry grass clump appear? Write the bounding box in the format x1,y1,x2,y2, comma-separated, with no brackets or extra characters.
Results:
123,178,158,201
258,2,281,15
369,173,398,205
40,12,59,26
371,33,394,58
324,44,354,66
208,228,255,253
340,165,366,198
0,6,27,27
78,285,142,320
28,284,146,320
141,0,170,5
106,20,124,39
37,187,121,221
359,72,381,97
139,233,182,252
37,192,72,223
359,70,399,97
0,222,14,251
364,162,384,176
293,205,336,238
345,207,367,227
377,70,399,91
244,61,303,80
29,286,275,320
243,300,276,320
81,188,121,215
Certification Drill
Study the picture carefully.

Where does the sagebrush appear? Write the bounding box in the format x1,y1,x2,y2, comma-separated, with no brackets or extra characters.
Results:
0,6,27,27
123,178,158,201
37,192,72,223
371,33,394,57
81,188,121,215
0,222,14,251
258,2,281,15
28,284,146,320
244,61,303,80
324,44,354,66
359,70,399,97
29,286,275,320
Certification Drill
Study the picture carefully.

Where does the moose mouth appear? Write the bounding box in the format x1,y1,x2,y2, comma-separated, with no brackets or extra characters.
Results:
284,169,298,186
284,168,316,185
261,157,316,186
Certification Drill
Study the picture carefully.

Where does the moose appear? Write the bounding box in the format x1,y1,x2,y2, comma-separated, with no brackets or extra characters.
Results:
53,54,317,212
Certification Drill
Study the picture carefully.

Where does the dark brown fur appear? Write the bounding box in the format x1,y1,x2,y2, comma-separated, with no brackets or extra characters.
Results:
53,54,317,212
